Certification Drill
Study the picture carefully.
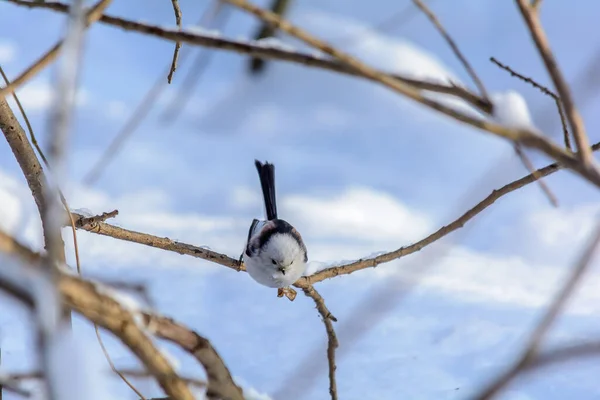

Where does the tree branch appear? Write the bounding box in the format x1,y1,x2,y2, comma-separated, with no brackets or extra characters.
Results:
304,141,600,285
3,0,492,115
412,0,489,99
515,0,593,165
299,284,338,400
222,0,600,188
71,212,243,270
490,56,570,150
0,0,113,99
0,230,195,400
167,0,182,83
141,314,244,400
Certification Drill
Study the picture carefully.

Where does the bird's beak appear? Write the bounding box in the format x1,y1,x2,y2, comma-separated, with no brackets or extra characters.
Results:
278,266,286,275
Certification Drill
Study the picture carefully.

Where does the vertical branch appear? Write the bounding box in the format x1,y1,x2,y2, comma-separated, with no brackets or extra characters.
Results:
299,284,338,400
515,0,593,165
167,0,182,83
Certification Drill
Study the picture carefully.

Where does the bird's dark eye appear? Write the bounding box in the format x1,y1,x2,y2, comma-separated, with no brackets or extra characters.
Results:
271,259,277,265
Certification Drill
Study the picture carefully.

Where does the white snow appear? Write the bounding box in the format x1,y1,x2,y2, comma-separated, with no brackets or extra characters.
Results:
490,90,537,130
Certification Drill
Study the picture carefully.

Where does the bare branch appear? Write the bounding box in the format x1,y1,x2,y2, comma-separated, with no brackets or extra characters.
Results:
71,143,600,289
471,222,600,400
0,64,83,273
167,0,182,83
0,97,60,253
73,209,119,227
161,1,231,125
71,212,242,270
412,0,489,99
299,284,338,400
4,0,492,116
515,0,593,165
490,56,571,150
10,368,206,389
0,0,113,99
61,276,194,400
141,314,244,400
304,141,600,285
0,373,30,397
222,0,600,188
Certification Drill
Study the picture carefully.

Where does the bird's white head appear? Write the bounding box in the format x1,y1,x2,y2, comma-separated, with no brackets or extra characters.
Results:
261,232,307,276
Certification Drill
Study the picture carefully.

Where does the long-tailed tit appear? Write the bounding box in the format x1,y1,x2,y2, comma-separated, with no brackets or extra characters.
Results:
242,160,308,294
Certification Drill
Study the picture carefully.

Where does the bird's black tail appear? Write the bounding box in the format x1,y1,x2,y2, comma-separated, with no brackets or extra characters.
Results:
255,160,277,220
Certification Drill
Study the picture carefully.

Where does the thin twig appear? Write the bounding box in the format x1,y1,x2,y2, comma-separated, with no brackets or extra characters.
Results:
95,326,146,399
299,284,338,400
516,0,593,165
412,0,489,99
471,221,600,400
490,56,571,150
167,0,182,83
71,212,243,270
161,0,230,125
0,0,113,99
513,144,558,206
73,209,119,227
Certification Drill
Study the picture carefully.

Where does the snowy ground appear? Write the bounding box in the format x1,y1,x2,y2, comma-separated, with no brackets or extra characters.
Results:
2,0,600,399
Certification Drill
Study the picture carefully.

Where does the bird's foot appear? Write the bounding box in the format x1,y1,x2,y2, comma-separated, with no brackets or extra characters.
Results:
277,287,297,302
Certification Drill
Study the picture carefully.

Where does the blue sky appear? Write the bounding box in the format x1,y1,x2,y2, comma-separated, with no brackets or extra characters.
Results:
2,1,600,399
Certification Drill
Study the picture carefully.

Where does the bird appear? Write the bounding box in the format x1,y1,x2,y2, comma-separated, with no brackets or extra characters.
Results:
242,160,307,296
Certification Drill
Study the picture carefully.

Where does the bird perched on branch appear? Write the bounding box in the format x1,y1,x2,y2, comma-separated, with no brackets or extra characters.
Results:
242,160,307,300
248,0,293,75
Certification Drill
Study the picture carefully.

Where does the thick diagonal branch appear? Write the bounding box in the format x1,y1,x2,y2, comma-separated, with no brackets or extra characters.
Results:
142,314,244,400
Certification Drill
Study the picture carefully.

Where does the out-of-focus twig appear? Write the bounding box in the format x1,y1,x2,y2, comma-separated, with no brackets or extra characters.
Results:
470,221,600,400
167,0,182,83
513,144,558,206
0,374,30,397
0,0,113,99
490,56,571,150
516,0,592,165
161,0,231,125
0,231,195,400
412,0,489,100
141,313,244,400
248,0,292,74
82,2,228,184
